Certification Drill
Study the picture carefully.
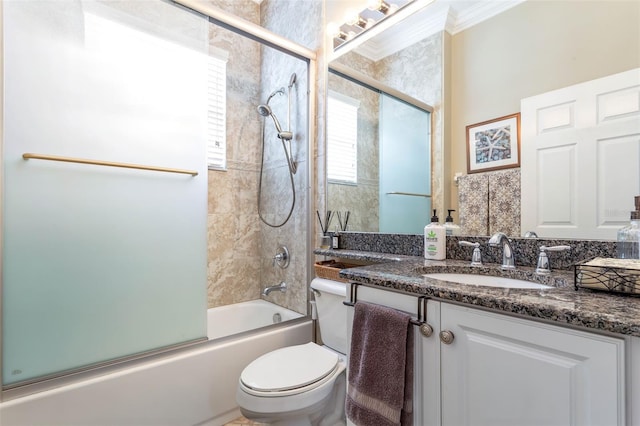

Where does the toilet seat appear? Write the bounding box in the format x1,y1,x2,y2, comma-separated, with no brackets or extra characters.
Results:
240,342,339,397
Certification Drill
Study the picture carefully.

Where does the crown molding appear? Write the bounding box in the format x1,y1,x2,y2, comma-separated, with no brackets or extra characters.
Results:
448,0,525,34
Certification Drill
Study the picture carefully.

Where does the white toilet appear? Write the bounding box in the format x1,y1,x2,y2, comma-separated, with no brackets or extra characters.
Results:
236,278,348,426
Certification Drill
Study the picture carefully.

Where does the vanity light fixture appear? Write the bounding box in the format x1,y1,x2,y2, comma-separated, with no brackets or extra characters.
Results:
328,0,425,52
346,15,375,30
367,0,392,14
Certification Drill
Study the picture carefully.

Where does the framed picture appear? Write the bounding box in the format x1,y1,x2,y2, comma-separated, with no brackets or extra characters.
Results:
466,113,521,174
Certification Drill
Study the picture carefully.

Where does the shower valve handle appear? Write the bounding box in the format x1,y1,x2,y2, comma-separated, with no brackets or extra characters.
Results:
272,245,290,269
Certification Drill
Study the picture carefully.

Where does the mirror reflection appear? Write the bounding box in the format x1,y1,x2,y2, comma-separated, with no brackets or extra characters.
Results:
327,67,431,233
326,0,640,240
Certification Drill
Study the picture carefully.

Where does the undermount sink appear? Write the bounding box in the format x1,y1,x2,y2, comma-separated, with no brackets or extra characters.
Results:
424,273,553,289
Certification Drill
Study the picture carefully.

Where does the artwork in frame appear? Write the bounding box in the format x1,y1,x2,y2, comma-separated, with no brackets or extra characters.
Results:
466,113,521,174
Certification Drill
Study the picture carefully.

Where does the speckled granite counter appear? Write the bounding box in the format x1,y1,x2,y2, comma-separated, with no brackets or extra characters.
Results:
315,248,640,337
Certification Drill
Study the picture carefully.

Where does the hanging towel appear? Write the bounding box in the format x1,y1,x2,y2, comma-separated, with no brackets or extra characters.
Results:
346,301,414,426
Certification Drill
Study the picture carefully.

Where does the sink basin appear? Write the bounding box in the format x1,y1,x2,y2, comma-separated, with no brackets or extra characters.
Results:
424,273,552,289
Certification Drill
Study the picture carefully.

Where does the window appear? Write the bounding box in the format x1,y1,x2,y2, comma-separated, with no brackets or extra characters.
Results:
327,91,359,184
207,49,228,170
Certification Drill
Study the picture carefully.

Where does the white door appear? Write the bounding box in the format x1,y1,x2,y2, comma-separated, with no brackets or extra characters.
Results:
521,68,640,239
440,303,625,426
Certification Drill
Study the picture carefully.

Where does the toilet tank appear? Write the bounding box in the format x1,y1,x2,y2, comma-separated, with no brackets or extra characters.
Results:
310,278,347,354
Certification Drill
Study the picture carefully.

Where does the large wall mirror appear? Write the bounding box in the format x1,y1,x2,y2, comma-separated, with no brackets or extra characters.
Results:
325,0,640,240
327,65,433,234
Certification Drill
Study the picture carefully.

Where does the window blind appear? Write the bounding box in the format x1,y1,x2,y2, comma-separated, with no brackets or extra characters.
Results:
327,91,359,184
207,52,228,170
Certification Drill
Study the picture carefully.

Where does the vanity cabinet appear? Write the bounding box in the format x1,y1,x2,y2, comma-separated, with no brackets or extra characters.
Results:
438,303,625,426
346,286,626,426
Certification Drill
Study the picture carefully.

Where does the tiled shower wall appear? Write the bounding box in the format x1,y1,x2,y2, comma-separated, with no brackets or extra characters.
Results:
206,1,263,308
206,0,322,313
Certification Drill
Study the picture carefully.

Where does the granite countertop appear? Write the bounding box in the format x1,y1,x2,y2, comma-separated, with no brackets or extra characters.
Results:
315,248,640,337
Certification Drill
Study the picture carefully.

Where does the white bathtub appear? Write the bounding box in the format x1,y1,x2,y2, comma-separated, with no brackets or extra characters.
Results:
0,300,312,426
207,299,303,340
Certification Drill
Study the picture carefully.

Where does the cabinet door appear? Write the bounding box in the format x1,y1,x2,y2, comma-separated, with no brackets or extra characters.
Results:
440,303,625,426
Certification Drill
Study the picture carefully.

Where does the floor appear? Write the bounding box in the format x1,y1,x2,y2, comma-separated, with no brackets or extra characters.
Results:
224,416,267,426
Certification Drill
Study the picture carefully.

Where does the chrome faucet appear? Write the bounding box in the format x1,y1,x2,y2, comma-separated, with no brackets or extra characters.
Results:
536,245,571,274
262,281,287,296
488,232,516,270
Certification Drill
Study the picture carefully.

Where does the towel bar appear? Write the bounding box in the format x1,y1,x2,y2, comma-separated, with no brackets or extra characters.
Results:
22,153,198,176
343,282,434,337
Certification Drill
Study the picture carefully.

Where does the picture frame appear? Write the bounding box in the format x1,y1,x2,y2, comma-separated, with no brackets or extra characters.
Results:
466,113,521,174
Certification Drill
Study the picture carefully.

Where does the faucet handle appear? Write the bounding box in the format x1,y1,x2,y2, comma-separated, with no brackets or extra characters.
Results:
459,241,482,266
272,245,290,268
536,245,571,274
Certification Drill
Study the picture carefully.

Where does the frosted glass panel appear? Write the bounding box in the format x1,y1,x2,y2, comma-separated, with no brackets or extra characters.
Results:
3,1,208,385
379,95,431,233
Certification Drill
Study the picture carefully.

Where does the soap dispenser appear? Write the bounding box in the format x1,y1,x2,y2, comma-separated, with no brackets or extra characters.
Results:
424,209,446,260
617,195,640,259
444,209,460,236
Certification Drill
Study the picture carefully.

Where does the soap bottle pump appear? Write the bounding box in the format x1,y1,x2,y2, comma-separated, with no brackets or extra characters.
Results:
444,209,460,236
424,209,446,260
617,195,640,259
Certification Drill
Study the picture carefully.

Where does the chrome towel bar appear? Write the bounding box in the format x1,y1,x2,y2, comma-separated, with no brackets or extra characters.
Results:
22,153,198,176
343,281,434,337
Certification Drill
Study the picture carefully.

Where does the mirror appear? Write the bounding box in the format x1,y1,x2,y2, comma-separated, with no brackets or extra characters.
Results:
327,65,432,234
326,0,640,240
326,0,447,235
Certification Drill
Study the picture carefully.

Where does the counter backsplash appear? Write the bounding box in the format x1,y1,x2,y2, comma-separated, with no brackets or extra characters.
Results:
328,232,616,271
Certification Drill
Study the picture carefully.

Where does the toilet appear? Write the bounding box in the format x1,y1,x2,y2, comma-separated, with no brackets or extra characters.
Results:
236,278,348,426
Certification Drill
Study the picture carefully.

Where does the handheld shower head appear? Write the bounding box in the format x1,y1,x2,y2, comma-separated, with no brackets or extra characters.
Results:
257,104,284,134
288,73,297,89
257,104,271,117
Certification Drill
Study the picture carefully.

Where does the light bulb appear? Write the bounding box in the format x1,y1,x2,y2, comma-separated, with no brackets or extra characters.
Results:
367,0,382,10
344,9,360,26
326,22,341,38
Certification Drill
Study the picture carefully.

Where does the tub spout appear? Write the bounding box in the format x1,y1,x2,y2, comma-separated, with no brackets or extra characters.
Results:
262,281,287,297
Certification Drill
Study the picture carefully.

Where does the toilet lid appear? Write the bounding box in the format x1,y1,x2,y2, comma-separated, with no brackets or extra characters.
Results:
240,342,339,393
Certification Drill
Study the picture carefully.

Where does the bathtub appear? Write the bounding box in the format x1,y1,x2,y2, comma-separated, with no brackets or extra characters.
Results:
207,299,303,340
0,300,312,426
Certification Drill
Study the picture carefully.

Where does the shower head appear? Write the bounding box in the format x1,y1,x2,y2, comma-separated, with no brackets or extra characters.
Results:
257,104,271,117
257,104,284,134
288,73,297,89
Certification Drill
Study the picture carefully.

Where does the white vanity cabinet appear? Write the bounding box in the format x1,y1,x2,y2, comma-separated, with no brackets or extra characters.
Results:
346,286,627,426
438,303,625,426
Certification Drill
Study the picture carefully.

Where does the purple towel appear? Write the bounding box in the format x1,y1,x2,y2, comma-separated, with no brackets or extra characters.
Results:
346,301,414,426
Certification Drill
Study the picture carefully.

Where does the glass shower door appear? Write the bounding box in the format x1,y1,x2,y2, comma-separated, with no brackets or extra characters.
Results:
379,94,431,234
2,0,208,386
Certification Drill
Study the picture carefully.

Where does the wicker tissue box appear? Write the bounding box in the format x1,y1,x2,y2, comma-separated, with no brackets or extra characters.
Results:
575,257,640,295
314,260,358,283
